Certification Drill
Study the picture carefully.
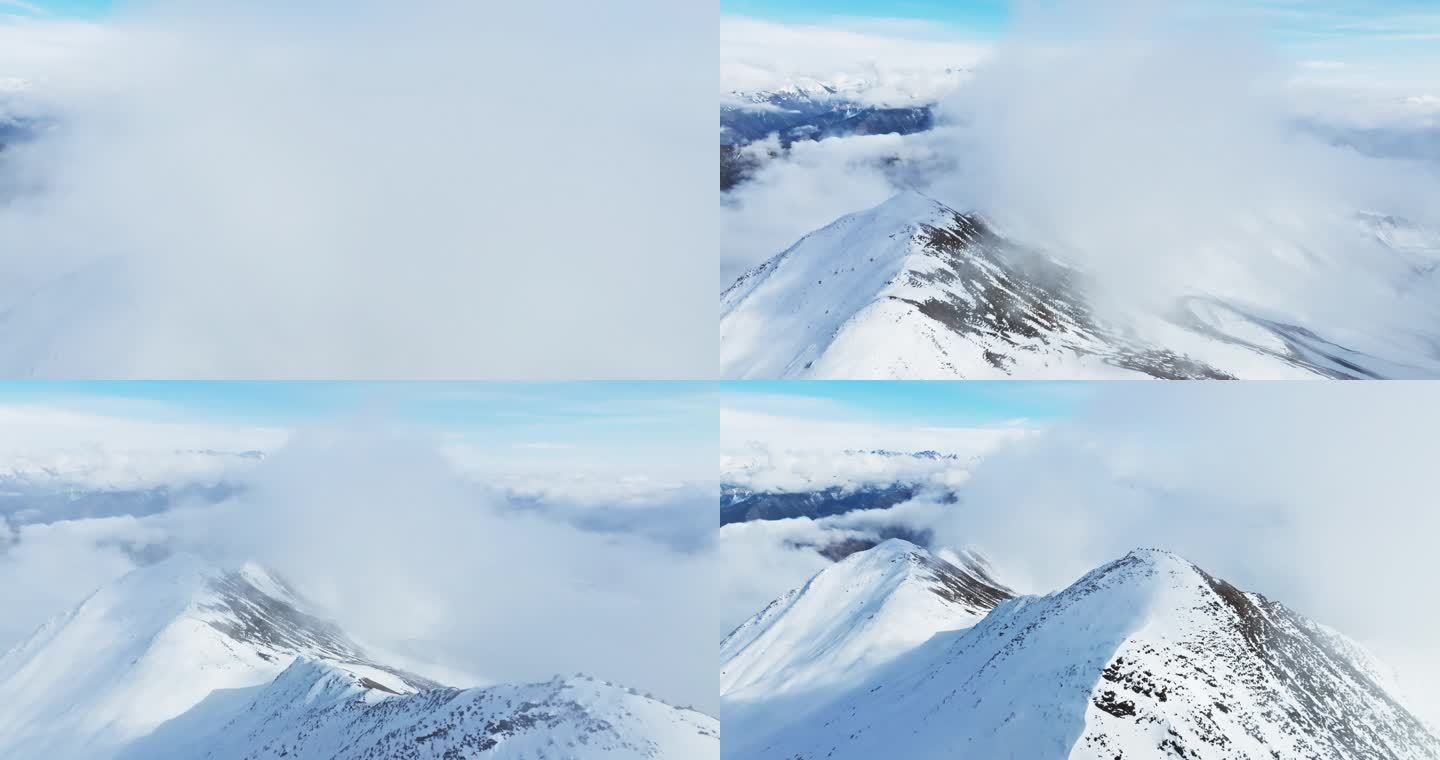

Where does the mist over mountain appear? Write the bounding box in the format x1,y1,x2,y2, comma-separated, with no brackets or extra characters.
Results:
0,555,718,759
722,189,1440,378
720,4,1440,376
0,384,721,760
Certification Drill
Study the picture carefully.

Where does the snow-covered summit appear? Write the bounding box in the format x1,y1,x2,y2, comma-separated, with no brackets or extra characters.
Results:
126,657,719,760
0,555,719,759
722,190,1440,379
721,539,1012,701
721,190,962,378
0,554,431,759
719,188,1209,379
724,542,1440,759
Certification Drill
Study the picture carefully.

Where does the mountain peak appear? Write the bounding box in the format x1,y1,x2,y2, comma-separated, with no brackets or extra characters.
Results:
0,554,431,758
873,187,949,215
2,557,719,759
721,540,1013,703
722,187,1440,379
1121,545,1188,562
720,188,982,378
1113,546,1203,576
127,655,720,760
726,546,1440,760
863,536,924,557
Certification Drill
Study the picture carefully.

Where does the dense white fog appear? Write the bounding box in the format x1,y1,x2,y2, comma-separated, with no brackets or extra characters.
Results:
0,0,716,377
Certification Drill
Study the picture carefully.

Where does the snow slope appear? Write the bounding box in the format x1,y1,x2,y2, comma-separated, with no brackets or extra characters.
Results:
0,554,434,759
0,555,719,760
126,660,719,760
720,190,1440,379
720,540,1013,752
724,541,1440,759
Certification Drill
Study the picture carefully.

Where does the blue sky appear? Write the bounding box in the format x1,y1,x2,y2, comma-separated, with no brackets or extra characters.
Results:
722,380,1094,427
0,382,719,459
721,0,1440,33
7,0,113,17
722,0,1008,34
722,0,1440,65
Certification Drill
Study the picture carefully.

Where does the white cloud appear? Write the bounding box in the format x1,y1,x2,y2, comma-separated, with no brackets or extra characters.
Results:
719,381,1440,725
175,426,717,710
717,399,1027,633
0,403,283,487
0,514,165,646
722,5,1440,353
924,1,1440,336
718,518,831,635
925,382,1440,725
717,497,963,636
0,411,717,712
720,130,956,285
0,0,715,378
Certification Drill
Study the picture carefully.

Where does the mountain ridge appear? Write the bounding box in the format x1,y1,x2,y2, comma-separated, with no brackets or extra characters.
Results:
721,189,1440,379
722,541,1440,759
0,554,719,759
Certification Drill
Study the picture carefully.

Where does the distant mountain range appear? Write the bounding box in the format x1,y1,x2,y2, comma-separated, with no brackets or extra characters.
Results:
0,448,265,529
722,539,1440,759
721,449,964,527
720,76,958,148
720,482,945,527
720,77,952,191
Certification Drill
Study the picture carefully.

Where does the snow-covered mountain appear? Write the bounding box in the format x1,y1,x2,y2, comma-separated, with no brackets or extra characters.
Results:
721,539,1012,702
719,75,957,190
720,87,934,148
722,540,1440,759
723,72,969,112
0,555,719,759
720,446,982,502
720,190,1440,379
128,661,719,760
720,482,932,525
